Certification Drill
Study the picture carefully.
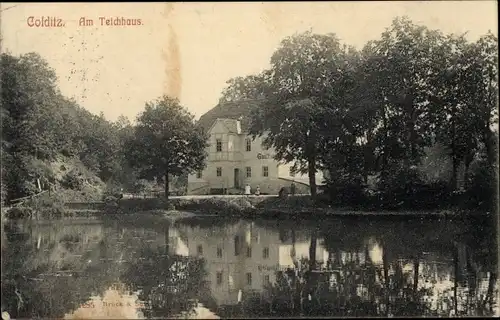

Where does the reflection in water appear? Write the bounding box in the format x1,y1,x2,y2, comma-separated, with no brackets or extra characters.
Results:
1,216,498,318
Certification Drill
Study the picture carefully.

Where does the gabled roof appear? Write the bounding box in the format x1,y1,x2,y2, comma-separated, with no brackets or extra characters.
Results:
210,118,241,134
197,99,265,133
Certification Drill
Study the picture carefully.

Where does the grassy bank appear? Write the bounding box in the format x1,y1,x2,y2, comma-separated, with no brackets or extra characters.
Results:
4,187,103,220
4,193,490,221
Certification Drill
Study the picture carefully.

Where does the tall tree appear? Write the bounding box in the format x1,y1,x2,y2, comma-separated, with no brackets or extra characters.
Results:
431,34,482,189
219,72,271,103
126,96,208,198
361,17,445,180
249,31,350,199
465,33,498,169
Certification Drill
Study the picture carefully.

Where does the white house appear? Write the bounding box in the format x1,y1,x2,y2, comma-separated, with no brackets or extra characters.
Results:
188,111,324,195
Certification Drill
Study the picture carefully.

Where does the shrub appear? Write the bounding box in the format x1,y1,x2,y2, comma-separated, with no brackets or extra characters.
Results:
375,165,426,209
410,180,453,209
6,207,33,219
323,172,368,208
61,169,85,190
174,198,245,215
102,182,123,201
26,196,66,219
132,179,155,195
465,160,497,210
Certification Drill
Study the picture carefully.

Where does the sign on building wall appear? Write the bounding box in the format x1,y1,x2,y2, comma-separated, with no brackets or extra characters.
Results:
257,153,271,160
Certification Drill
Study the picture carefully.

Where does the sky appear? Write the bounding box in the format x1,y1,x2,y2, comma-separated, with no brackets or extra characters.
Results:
1,1,497,122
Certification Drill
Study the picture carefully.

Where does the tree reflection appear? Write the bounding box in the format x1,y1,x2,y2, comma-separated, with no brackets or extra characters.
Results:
1,220,212,319
243,218,498,318
1,221,118,319
121,247,208,318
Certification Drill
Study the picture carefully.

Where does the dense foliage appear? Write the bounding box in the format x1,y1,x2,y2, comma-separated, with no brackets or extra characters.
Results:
125,96,208,199
220,17,498,210
0,53,204,205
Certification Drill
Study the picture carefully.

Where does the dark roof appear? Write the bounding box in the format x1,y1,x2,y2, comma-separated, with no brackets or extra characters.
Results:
197,99,264,133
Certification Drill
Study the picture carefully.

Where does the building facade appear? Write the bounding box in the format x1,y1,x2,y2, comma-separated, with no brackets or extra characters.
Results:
187,118,324,195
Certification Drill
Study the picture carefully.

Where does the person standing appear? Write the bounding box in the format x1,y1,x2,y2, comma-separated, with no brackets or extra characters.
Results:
244,184,251,196
255,186,260,196
290,182,296,196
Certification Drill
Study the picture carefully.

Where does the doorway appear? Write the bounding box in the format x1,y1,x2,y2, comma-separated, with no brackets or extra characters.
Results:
234,168,240,189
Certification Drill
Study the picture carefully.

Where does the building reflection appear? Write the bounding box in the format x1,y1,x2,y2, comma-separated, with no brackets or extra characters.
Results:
170,220,327,306
166,220,498,317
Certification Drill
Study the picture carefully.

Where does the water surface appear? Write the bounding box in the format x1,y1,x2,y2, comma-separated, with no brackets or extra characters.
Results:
1,214,498,318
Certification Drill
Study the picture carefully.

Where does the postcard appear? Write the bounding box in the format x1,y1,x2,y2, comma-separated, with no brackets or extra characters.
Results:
1,2,498,319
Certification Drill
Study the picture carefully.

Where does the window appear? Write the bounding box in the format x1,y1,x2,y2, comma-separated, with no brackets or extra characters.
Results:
263,247,269,259
245,138,251,152
197,245,203,255
234,236,240,256
216,271,223,286
246,167,252,178
262,166,269,177
246,272,252,286
264,275,270,284
216,167,222,177
217,247,223,258
216,139,222,152
196,170,203,179
246,246,252,258
289,167,295,177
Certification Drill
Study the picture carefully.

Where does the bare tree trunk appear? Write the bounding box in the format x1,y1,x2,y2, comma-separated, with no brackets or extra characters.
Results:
308,156,317,200
463,153,474,190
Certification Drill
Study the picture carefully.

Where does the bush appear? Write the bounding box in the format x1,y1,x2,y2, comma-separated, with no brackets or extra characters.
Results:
174,198,246,215
410,180,453,209
116,197,175,213
165,202,176,211
324,175,368,208
132,179,155,195
61,169,85,190
26,196,66,219
6,207,33,219
102,183,123,201
464,161,497,210
375,165,426,209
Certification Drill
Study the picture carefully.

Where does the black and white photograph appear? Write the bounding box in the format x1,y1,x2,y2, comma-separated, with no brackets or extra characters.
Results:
0,1,498,318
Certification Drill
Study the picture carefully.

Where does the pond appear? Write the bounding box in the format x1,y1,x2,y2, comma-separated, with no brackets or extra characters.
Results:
1,214,498,319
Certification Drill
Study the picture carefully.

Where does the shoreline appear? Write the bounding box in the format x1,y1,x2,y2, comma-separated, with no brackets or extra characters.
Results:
4,195,490,221
3,206,486,222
